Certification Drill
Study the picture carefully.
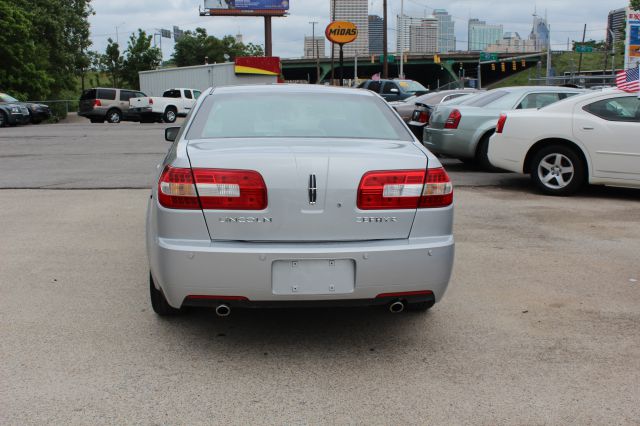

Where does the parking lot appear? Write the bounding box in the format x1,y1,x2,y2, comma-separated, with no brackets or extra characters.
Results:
1,122,639,424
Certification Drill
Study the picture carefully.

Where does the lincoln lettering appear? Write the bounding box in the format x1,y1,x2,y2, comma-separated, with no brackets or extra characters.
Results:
219,217,273,223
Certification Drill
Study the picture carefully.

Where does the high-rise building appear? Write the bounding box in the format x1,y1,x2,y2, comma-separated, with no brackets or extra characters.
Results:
368,15,384,55
330,0,369,57
410,17,438,54
397,15,423,54
529,12,549,51
468,19,503,51
433,9,455,53
234,33,243,44
304,36,325,58
485,32,537,53
607,7,626,46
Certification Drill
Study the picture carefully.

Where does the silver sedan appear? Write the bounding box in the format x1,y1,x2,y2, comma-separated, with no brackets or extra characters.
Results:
147,85,454,317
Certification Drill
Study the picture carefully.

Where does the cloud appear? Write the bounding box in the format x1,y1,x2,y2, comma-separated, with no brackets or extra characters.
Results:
89,0,612,58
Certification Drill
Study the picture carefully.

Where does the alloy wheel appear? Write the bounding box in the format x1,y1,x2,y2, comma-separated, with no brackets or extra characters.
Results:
537,153,575,190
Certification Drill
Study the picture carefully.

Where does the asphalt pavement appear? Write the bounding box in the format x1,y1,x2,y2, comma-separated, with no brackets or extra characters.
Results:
1,122,639,424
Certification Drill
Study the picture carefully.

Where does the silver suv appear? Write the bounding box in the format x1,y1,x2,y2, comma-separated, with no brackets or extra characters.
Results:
78,88,147,123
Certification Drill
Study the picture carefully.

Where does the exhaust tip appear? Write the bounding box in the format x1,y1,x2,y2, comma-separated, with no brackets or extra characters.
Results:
215,304,231,317
389,300,405,314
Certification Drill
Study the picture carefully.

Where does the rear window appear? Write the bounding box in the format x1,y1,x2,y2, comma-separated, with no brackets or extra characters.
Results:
163,89,181,98
80,89,97,100
464,90,508,107
97,89,116,100
187,92,413,141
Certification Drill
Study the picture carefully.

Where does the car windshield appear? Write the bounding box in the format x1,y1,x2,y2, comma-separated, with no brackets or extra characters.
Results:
397,80,427,93
187,92,413,141
0,93,19,103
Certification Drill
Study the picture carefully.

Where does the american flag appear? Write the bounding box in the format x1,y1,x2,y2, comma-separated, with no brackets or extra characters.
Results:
616,67,640,93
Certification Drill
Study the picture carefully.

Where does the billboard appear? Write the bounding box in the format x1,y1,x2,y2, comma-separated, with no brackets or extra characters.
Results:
203,0,289,16
625,9,640,69
235,57,281,76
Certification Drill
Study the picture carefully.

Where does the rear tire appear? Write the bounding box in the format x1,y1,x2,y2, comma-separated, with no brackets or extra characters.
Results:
150,273,181,316
106,109,122,124
530,145,585,196
163,107,177,123
476,131,501,172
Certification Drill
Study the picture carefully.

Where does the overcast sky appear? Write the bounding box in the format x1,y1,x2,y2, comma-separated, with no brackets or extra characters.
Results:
89,0,616,60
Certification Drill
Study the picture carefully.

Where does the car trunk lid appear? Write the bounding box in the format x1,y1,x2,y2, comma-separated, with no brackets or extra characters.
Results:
187,138,429,242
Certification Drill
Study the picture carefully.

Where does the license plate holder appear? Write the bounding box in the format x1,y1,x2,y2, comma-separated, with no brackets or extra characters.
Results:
272,259,355,295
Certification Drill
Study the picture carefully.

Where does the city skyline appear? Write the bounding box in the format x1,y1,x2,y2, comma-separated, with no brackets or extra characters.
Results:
88,0,617,59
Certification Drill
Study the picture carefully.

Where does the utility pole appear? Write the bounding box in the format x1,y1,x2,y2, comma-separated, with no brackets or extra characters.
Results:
609,29,616,76
310,21,319,83
546,24,552,84
383,0,388,78
399,0,404,79
577,23,586,75
330,0,336,84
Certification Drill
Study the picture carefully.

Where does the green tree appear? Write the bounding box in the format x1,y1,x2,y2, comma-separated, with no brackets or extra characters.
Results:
172,28,265,67
121,30,162,89
631,0,640,11
102,38,124,88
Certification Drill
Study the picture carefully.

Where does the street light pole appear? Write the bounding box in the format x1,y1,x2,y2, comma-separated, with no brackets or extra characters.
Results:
383,0,388,78
310,21,319,83
399,0,404,79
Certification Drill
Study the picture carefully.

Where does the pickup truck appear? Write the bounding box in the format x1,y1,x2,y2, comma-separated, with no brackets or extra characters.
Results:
129,88,202,123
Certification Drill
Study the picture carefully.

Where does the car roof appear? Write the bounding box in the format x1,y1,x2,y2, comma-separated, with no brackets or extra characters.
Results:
212,84,376,97
494,86,584,93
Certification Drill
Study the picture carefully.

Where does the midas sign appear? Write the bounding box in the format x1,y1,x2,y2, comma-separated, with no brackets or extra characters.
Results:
326,21,358,44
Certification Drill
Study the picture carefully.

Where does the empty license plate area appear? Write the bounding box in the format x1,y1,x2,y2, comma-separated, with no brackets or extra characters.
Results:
272,259,355,295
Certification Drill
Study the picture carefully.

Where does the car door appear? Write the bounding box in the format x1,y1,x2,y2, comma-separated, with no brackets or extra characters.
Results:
182,89,195,114
381,82,401,101
574,95,640,181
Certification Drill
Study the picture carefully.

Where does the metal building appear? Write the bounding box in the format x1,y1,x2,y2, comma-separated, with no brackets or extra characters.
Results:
139,63,277,96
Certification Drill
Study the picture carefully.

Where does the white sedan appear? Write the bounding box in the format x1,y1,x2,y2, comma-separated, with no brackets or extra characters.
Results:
488,89,640,195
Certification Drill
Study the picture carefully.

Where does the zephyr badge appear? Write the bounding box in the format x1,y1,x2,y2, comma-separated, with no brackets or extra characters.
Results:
308,174,317,205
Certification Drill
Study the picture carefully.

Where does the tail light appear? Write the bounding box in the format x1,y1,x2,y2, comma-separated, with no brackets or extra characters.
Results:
418,111,430,123
357,168,452,210
158,166,267,210
444,109,461,129
496,113,507,133
93,99,102,107
149,98,154,104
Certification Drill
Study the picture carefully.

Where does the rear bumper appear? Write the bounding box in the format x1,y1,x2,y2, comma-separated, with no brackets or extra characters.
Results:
148,236,454,309
423,127,475,158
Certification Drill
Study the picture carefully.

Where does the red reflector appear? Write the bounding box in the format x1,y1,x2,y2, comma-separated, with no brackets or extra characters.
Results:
186,295,249,301
94,99,101,107
157,166,200,209
496,113,507,134
376,290,433,298
357,168,453,210
444,109,461,129
418,111,430,123
194,169,267,210
149,98,153,104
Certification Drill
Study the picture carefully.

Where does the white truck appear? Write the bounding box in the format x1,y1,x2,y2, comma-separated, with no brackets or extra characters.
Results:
129,88,202,123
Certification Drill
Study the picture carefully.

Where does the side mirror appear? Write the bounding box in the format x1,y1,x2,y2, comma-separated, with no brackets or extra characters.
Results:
165,126,180,142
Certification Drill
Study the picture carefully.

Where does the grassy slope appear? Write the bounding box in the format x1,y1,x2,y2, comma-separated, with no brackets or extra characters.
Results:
488,51,611,89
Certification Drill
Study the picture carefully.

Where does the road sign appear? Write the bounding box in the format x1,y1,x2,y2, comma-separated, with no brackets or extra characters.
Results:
575,45,593,53
160,29,171,39
480,52,498,61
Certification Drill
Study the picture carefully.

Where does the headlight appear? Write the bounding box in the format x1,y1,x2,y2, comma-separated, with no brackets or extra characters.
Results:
10,106,20,113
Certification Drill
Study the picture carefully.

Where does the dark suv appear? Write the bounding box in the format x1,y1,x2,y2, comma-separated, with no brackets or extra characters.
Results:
79,88,147,123
357,79,429,102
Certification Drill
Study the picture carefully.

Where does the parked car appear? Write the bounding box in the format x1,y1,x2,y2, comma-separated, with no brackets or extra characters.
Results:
423,86,585,169
0,95,30,127
488,89,640,195
129,88,201,123
0,93,50,124
404,90,480,138
78,88,147,123
147,84,454,317
391,89,480,123
358,79,429,102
